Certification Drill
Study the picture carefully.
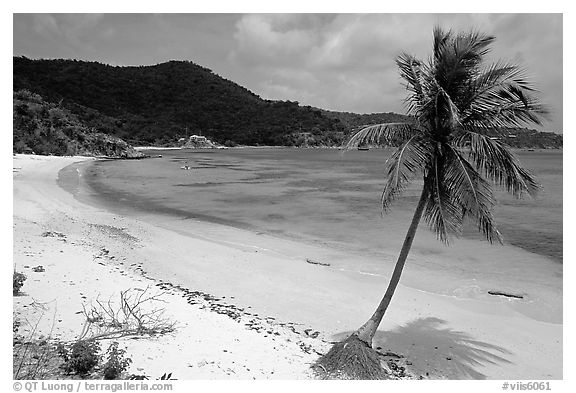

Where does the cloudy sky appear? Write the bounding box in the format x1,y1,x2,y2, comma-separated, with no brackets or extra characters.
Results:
13,13,563,132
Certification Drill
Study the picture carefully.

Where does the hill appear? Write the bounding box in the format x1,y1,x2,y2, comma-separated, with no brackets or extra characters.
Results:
319,109,413,129
485,128,563,149
13,57,346,147
13,90,145,158
13,56,562,149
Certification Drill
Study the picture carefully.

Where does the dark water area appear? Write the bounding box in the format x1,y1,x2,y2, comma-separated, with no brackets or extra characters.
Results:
72,148,562,264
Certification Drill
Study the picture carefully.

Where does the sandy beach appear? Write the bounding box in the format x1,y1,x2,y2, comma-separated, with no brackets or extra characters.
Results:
13,154,562,379
13,154,323,379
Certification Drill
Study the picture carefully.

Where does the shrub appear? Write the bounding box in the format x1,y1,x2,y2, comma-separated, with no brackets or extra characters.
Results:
102,342,132,380
13,271,27,295
58,339,101,375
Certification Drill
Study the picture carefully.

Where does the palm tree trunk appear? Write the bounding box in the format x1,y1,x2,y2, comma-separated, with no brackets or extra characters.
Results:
354,185,429,346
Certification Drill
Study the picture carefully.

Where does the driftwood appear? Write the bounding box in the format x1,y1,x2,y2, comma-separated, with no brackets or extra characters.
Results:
79,287,175,340
306,258,331,267
488,290,524,299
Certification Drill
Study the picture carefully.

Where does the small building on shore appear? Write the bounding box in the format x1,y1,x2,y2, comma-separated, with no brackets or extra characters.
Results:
189,135,208,143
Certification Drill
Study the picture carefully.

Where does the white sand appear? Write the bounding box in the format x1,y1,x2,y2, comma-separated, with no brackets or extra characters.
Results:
13,155,322,379
13,154,562,379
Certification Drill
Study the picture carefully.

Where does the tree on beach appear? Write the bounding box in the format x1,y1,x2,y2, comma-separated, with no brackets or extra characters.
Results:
314,27,547,379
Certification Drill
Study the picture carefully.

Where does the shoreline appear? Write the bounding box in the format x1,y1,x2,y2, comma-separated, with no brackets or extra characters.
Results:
70,150,562,324
13,154,325,379
134,145,563,152
13,154,562,379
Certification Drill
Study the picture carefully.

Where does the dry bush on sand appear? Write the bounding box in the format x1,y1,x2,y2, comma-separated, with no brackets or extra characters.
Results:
79,287,175,341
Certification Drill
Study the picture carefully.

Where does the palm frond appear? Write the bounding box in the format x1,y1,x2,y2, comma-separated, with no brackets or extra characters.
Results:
444,145,502,243
474,61,532,94
422,152,463,243
397,53,427,116
432,27,452,64
432,29,495,97
462,76,548,128
381,136,431,211
453,129,540,198
345,123,418,148
452,30,495,64
459,61,525,116
436,84,462,130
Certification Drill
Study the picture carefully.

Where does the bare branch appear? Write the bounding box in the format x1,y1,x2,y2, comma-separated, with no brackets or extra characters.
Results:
79,287,176,341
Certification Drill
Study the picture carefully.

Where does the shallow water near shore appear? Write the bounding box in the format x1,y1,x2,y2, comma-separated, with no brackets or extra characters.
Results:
59,148,563,323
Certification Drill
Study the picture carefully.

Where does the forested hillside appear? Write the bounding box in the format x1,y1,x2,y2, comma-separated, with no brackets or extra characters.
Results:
13,90,144,158
13,56,562,149
14,57,346,146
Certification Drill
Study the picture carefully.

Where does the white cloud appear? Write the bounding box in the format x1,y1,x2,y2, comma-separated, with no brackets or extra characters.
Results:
228,13,562,130
32,14,60,36
232,14,318,65
14,13,562,131
32,14,105,48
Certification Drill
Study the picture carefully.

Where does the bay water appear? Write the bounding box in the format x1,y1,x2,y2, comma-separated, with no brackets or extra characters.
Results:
59,148,563,322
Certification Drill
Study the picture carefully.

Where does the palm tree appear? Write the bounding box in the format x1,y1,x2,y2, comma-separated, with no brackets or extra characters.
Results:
314,27,548,379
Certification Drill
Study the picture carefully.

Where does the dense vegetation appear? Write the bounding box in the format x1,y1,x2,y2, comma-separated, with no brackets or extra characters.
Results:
13,57,346,147
485,128,563,149
320,110,413,129
13,90,144,158
13,56,562,149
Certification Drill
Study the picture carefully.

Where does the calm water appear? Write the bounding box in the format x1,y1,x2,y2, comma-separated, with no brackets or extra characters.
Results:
74,148,562,263
60,148,563,322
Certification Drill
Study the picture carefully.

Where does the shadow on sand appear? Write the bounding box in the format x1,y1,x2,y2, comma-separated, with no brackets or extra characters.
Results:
333,317,512,379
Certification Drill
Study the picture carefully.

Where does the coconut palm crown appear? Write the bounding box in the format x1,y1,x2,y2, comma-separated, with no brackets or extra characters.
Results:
348,27,546,244
314,27,548,380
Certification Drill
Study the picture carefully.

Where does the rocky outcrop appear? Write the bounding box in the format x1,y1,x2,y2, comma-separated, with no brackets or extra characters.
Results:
179,135,221,149
78,132,146,158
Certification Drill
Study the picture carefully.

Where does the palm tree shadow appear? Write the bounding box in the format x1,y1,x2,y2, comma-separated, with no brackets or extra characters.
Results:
333,317,513,379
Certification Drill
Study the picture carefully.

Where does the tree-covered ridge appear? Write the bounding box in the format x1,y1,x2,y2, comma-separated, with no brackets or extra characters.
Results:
13,57,347,146
319,109,413,129
321,108,562,149
13,90,144,158
13,56,561,149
